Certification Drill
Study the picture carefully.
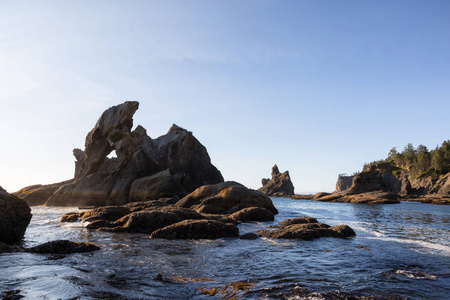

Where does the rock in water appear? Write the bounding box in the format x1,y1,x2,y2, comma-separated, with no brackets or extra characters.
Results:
150,219,239,239
24,101,225,207
0,187,32,244
175,181,278,215
258,165,295,196
27,240,100,254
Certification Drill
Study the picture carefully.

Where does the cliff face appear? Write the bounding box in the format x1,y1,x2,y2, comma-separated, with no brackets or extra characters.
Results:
335,175,354,192
16,102,224,207
258,165,295,196
333,162,450,198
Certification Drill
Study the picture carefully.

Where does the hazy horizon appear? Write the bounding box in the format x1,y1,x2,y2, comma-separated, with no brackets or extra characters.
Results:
1,1,450,193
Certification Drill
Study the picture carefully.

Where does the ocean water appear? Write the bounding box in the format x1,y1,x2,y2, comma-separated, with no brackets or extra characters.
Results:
0,198,449,299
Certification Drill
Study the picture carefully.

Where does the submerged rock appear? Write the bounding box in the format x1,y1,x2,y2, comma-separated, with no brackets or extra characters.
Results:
258,165,295,196
27,240,100,254
257,217,355,240
150,219,239,239
175,181,278,215
19,102,223,207
0,187,32,244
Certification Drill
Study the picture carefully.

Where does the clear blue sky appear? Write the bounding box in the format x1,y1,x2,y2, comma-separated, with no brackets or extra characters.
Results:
1,0,449,193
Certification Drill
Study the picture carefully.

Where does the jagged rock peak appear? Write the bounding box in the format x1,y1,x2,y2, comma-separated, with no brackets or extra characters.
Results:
259,164,295,196
22,101,224,207
271,165,280,177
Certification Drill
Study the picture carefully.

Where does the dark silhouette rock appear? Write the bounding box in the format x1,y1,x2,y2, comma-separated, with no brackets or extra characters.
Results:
258,165,295,196
150,219,239,239
229,207,274,222
239,233,259,240
0,242,21,253
175,181,278,215
27,240,100,254
257,217,355,240
19,102,223,207
0,187,32,244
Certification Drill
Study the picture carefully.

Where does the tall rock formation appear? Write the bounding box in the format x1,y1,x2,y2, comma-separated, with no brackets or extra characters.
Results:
335,175,354,192
18,102,224,207
258,165,295,196
0,186,32,244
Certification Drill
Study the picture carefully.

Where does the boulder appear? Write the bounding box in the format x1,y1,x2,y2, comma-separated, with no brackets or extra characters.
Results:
0,187,32,244
150,219,239,239
175,181,278,215
229,207,274,222
258,165,295,196
257,217,355,240
108,211,183,234
80,206,132,222
27,240,100,254
21,101,223,207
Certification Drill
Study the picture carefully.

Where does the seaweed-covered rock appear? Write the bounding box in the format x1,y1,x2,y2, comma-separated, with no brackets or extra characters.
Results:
0,187,32,244
150,219,239,239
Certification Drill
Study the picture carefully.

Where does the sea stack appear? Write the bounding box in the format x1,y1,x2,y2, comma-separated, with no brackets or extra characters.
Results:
16,101,224,207
258,165,295,196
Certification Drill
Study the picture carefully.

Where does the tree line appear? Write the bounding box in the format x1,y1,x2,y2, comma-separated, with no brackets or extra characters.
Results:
363,140,450,179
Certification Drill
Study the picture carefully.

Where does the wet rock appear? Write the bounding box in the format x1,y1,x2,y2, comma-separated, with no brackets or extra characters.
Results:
108,211,183,234
257,217,355,240
60,212,80,222
229,207,274,222
27,240,100,254
175,181,278,215
0,242,22,253
0,187,32,244
0,289,24,300
239,233,259,240
258,165,295,196
278,216,318,226
150,219,239,239
80,206,132,222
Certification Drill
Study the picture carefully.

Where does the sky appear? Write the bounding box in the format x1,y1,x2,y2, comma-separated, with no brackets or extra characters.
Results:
1,0,450,194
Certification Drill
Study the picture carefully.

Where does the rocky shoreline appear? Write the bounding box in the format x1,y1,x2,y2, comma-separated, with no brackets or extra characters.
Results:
59,181,355,241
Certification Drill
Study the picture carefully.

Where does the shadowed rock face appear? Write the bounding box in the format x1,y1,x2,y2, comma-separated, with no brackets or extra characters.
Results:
19,102,224,207
258,165,295,196
335,175,354,192
0,187,32,244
